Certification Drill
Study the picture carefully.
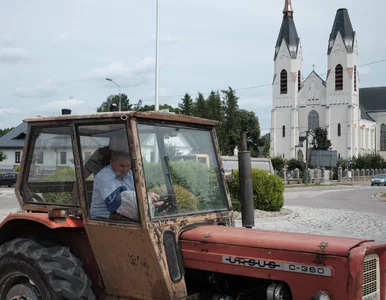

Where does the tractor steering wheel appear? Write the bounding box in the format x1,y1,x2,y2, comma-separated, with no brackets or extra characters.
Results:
154,194,177,216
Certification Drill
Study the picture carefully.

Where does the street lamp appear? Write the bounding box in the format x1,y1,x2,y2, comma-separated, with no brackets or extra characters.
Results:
105,78,121,111
154,0,160,112
300,130,315,185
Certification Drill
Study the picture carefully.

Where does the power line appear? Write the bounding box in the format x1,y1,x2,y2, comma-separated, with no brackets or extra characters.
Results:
122,57,386,102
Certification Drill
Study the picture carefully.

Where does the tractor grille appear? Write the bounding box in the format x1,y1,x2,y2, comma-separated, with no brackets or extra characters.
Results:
362,254,379,300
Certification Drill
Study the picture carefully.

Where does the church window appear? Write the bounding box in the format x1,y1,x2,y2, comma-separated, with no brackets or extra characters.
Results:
335,64,343,90
337,123,341,136
381,124,386,151
282,125,286,138
354,65,357,91
280,70,287,94
308,110,319,131
298,70,301,91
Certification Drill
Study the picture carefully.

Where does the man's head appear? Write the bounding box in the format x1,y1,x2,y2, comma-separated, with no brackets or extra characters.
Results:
110,151,131,179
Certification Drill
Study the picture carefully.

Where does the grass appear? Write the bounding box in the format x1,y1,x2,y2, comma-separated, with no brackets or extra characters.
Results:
379,193,386,198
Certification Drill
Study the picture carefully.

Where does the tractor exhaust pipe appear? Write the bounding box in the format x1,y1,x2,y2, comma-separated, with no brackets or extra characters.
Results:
238,131,255,228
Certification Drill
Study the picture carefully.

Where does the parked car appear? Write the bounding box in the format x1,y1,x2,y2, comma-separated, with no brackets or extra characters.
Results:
371,174,386,186
0,172,18,187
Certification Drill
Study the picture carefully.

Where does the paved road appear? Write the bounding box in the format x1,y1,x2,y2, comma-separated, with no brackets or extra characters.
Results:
249,184,386,243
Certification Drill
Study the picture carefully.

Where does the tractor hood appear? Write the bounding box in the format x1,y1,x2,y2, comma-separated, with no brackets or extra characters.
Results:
180,225,372,257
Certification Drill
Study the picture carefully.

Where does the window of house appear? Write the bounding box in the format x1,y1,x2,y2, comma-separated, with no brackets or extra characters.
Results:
15,151,20,163
381,124,386,151
36,151,44,164
337,123,341,137
21,126,79,207
335,64,343,90
60,152,67,164
308,110,320,131
282,125,286,137
280,69,287,94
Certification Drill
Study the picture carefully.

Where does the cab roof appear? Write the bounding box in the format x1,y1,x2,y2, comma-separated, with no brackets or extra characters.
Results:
23,111,218,127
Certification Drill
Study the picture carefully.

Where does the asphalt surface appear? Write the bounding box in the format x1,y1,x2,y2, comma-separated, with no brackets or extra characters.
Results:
249,183,386,243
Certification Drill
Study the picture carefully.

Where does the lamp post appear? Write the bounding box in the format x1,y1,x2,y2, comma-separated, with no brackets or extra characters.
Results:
154,0,160,112
105,78,121,111
302,130,315,185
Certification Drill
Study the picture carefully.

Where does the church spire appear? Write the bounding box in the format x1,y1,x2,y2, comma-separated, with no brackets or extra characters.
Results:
283,0,294,17
327,8,355,54
274,0,299,59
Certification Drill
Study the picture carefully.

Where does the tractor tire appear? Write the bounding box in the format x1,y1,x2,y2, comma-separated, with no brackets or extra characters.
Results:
0,237,96,300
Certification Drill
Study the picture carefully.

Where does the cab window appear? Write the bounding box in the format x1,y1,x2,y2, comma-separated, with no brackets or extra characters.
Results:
21,126,79,206
77,123,141,224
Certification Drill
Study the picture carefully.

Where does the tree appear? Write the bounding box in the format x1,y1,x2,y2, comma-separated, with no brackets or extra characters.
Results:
178,93,194,116
206,90,222,121
221,87,239,155
97,94,132,112
260,133,271,157
271,155,285,172
237,109,261,157
194,92,207,118
311,127,332,150
0,152,7,162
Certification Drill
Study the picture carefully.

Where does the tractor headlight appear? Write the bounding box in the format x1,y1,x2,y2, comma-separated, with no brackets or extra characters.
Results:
311,291,331,300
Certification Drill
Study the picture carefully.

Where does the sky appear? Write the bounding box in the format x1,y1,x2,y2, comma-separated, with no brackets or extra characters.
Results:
0,0,385,135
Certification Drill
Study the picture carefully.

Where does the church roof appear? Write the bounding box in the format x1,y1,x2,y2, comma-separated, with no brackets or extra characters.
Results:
274,0,300,60
359,87,386,120
328,8,355,54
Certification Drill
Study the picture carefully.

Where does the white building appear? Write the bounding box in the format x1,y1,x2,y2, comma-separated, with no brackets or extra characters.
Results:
270,0,382,161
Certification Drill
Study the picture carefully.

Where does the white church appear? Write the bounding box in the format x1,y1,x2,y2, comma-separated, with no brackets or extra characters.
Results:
270,0,378,161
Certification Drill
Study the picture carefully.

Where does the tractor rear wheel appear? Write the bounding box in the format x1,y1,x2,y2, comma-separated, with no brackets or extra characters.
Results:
0,237,96,300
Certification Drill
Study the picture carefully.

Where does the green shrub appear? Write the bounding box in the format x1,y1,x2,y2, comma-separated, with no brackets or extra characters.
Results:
227,169,284,212
143,161,223,211
14,165,20,172
150,184,199,213
43,166,75,205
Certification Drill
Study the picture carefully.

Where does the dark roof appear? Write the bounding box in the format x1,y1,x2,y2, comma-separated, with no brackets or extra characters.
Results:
328,8,355,54
0,122,27,149
359,87,386,120
274,15,300,60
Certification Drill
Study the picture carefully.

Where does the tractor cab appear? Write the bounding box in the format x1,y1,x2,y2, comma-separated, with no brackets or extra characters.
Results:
9,111,233,299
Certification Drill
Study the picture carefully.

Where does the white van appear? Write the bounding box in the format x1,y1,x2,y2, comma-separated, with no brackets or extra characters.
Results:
220,156,274,174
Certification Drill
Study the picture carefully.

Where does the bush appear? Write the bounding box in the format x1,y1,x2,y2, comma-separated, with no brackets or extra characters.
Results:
143,161,223,211
227,169,284,212
14,165,20,172
43,166,75,205
149,184,199,213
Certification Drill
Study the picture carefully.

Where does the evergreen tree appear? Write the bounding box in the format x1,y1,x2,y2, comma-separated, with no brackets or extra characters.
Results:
178,93,194,116
194,92,207,118
221,87,239,155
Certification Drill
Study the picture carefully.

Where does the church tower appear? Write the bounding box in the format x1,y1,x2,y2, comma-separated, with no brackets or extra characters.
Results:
325,8,359,158
271,0,303,159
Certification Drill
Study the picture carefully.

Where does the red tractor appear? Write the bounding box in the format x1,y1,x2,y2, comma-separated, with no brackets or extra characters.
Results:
0,111,383,300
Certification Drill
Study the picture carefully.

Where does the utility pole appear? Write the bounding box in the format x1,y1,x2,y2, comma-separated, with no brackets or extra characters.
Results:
304,130,315,185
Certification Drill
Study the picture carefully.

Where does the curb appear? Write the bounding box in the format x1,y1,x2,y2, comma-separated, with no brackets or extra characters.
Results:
234,208,299,227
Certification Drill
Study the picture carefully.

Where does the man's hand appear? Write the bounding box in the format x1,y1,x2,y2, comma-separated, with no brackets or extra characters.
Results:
148,192,163,207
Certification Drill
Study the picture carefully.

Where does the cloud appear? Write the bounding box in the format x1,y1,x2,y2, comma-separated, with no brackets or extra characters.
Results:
39,98,85,112
86,57,156,88
0,34,12,46
13,79,62,98
0,108,18,115
0,47,29,63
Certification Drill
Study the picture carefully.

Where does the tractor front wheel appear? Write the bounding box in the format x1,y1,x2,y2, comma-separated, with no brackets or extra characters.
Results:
0,237,96,300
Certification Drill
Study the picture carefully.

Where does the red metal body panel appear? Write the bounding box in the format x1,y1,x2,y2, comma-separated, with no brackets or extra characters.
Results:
0,213,84,229
180,225,371,257
181,240,350,300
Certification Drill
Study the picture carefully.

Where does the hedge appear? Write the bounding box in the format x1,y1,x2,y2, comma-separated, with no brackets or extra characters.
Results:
143,161,224,211
43,166,75,205
227,169,284,212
